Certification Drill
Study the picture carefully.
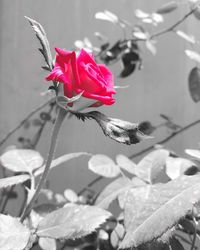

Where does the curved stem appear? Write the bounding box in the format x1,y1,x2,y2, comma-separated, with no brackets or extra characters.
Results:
20,107,67,222
150,8,196,40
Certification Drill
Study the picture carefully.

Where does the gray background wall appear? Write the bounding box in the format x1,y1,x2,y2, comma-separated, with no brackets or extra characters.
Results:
0,0,200,214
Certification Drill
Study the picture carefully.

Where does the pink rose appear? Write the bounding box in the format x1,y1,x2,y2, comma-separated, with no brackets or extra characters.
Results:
46,48,116,108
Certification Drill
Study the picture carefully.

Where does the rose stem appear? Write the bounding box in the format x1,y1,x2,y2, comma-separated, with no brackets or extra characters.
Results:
20,107,67,222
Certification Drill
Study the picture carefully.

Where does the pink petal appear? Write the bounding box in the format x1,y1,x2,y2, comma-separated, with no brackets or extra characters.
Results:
77,49,96,66
55,48,73,61
98,64,115,89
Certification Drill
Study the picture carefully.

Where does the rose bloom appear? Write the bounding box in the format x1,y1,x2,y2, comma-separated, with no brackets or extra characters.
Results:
46,48,116,109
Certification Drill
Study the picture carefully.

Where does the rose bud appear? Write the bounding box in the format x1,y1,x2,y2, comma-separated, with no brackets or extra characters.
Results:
46,48,116,111
74,111,152,145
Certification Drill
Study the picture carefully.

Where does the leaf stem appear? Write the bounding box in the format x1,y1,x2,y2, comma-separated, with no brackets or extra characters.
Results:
20,107,67,222
150,8,196,40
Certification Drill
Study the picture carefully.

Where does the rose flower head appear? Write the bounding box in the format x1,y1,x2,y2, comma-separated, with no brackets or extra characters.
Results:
46,48,116,110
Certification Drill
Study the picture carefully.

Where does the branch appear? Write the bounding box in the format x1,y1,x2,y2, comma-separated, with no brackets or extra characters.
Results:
150,8,196,40
0,97,56,148
129,119,200,159
78,176,103,196
20,107,67,222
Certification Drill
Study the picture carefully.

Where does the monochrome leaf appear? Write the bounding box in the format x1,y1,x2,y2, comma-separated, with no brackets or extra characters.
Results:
37,204,111,239
135,149,170,184
120,174,200,248
0,149,44,173
88,154,120,178
0,214,31,250
25,16,53,70
0,175,30,189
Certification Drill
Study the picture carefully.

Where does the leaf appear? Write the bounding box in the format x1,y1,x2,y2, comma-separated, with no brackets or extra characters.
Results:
40,189,54,201
83,37,93,49
54,193,66,204
185,50,200,64
110,223,125,248
120,51,140,77
101,40,122,63
104,10,119,23
37,204,111,239
141,18,153,24
34,203,59,217
138,121,156,135
188,67,200,102
179,218,196,234
133,31,148,40
146,40,157,55
29,210,43,229
64,189,78,203
135,9,149,19
120,63,136,77
176,30,195,44
185,149,200,159
156,1,178,14
120,174,200,248
166,156,197,179
74,40,85,49
170,237,185,250
160,113,172,122
38,237,56,250
116,154,136,175
0,149,44,173
118,177,146,209
35,152,91,176
151,13,164,24
95,10,118,24
88,154,120,178
0,175,30,189
100,42,110,51
25,16,53,70
99,229,109,240
135,149,170,184
123,185,152,230
29,204,62,229
114,223,125,239
95,177,133,209
0,214,31,250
